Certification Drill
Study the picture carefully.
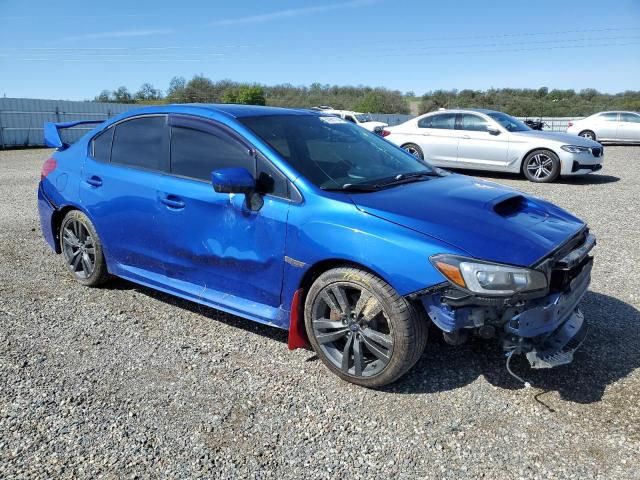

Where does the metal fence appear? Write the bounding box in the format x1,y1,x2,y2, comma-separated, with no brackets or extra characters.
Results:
0,98,133,148
0,97,583,148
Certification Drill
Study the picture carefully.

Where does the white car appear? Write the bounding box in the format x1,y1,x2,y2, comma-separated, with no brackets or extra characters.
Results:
383,108,604,183
313,107,387,132
566,111,640,143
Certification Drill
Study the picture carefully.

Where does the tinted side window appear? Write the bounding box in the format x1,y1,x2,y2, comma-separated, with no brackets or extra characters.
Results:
620,113,640,123
111,116,168,171
91,127,114,162
256,154,288,198
599,112,618,121
170,126,253,181
418,113,456,129
459,114,488,132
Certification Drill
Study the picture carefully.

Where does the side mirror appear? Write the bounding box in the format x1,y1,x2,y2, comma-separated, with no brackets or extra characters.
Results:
211,167,255,194
487,126,501,136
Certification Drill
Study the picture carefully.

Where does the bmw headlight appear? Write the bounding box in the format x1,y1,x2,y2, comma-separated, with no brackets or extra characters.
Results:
561,145,591,154
430,254,547,296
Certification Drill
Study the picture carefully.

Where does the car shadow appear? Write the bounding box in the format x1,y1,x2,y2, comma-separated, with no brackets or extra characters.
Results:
385,291,640,404
105,279,638,404
448,169,621,185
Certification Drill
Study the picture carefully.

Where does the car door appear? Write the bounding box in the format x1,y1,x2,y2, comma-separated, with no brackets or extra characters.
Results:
157,114,291,320
618,112,640,141
415,113,459,166
594,112,619,140
455,113,510,170
80,115,169,279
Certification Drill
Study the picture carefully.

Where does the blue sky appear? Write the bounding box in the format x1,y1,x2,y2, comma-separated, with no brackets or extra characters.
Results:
1,0,639,100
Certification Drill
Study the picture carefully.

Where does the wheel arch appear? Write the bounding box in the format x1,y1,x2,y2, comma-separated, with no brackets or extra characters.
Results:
51,204,85,253
518,146,561,174
578,129,596,139
298,258,393,301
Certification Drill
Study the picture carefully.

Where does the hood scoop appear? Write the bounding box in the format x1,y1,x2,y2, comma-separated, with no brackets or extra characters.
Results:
488,193,549,227
491,194,527,217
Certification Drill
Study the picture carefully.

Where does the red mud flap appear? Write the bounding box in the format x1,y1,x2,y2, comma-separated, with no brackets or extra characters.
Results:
287,288,309,350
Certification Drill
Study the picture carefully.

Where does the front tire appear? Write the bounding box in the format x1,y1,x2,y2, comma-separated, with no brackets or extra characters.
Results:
401,143,424,160
522,150,561,183
59,210,109,287
304,267,428,388
579,130,596,141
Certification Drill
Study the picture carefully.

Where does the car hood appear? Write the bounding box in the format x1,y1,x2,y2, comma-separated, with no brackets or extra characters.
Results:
350,174,585,266
511,130,601,147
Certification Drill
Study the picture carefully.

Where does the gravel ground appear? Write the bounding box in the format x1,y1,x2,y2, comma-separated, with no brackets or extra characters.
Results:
1,147,639,479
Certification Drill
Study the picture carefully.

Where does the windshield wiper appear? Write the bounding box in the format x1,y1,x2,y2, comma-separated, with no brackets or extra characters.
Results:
321,183,380,192
376,171,439,187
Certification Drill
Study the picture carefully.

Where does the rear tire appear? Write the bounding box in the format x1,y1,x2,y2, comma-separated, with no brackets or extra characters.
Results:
579,130,596,141
522,149,561,183
401,143,424,160
59,210,109,287
304,267,428,388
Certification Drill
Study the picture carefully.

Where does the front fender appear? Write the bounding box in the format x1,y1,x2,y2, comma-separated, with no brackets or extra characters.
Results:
281,196,464,313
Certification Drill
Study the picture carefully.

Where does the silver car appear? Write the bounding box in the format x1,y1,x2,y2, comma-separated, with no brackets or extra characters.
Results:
384,109,604,183
566,111,640,143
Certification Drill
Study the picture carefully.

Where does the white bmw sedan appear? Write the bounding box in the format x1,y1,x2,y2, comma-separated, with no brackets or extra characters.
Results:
383,109,604,183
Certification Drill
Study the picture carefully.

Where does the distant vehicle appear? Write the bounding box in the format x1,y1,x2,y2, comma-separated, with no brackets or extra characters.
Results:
523,118,547,131
566,111,640,143
383,108,604,183
39,104,594,387
312,106,387,132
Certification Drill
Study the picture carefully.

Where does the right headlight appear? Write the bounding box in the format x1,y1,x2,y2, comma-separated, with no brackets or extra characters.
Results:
430,254,548,296
561,145,591,154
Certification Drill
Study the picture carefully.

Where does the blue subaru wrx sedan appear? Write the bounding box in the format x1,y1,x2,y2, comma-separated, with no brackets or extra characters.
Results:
38,104,594,387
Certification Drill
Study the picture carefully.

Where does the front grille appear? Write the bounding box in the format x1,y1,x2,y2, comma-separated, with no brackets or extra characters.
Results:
591,147,602,157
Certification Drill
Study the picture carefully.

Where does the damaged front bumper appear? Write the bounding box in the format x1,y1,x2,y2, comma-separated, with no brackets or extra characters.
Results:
417,232,594,370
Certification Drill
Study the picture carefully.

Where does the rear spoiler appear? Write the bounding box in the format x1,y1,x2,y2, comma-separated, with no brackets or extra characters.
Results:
44,120,104,149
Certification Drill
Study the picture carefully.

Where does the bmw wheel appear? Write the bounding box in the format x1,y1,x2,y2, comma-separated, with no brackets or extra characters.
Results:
401,143,424,160
304,267,428,387
60,210,109,287
579,130,596,141
522,150,561,183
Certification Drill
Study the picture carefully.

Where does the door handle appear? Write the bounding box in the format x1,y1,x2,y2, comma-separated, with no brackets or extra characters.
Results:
462,135,471,139
159,194,185,209
86,175,103,187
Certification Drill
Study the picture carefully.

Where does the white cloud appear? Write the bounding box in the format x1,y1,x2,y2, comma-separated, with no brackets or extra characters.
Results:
62,29,174,42
210,0,380,26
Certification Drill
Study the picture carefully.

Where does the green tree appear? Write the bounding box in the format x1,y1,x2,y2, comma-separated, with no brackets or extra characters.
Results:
134,83,162,102
94,90,112,102
112,86,134,103
356,90,409,114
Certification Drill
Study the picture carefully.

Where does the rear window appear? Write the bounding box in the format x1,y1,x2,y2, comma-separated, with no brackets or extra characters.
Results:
111,116,169,171
598,112,619,121
91,127,114,162
418,113,456,129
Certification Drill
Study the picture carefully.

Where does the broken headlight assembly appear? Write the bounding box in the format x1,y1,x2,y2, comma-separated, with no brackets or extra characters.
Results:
430,254,548,296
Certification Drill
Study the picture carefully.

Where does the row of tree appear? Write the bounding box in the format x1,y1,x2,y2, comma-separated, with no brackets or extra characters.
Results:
418,88,640,116
94,76,640,116
94,76,411,114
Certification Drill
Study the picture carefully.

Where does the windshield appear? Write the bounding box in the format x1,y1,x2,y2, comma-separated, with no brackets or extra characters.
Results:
354,113,373,123
240,114,436,190
486,112,531,132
